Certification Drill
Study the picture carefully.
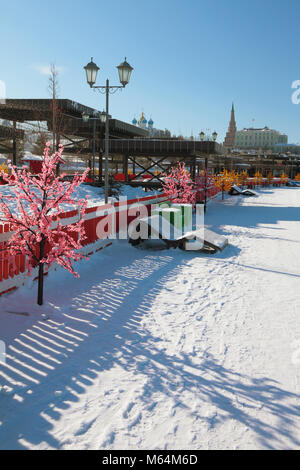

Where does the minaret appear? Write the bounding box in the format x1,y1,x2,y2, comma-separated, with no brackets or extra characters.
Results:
224,103,237,149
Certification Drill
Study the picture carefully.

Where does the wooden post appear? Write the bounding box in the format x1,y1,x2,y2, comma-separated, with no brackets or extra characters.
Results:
190,157,196,181
98,150,103,183
92,119,96,182
37,239,45,306
55,131,61,176
13,121,17,166
124,155,128,183
204,157,208,213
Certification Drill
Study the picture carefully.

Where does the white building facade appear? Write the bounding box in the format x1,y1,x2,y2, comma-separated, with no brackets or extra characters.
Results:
235,127,288,149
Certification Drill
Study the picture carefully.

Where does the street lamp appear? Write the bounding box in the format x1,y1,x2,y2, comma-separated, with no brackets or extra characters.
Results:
199,130,218,212
84,59,100,88
81,111,111,183
82,112,90,123
81,111,103,183
117,59,133,86
81,112,97,183
84,57,134,203
99,110,112,123
99,112,106,124
200,130,218,141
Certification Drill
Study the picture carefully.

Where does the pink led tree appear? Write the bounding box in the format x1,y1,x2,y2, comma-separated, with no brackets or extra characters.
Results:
0,143,89,306
162,162,196,204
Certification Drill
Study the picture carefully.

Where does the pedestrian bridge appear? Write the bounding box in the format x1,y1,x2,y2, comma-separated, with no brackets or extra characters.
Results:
106,138,222,157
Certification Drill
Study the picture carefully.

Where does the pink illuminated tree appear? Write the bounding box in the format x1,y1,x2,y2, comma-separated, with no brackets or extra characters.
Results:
0,143,89,306
162,162,196,204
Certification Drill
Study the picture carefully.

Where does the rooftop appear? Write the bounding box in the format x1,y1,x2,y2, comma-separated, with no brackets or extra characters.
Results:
239,127,287,135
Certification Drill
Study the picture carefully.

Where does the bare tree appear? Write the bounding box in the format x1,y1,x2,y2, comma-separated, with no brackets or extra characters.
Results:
32,130,48,155
48,64,60,153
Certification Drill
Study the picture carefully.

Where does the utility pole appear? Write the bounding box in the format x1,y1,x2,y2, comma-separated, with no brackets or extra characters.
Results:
12,121,17,165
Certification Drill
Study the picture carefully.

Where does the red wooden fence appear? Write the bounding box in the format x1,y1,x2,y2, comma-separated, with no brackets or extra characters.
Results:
0,193,169,296
0,178,289,297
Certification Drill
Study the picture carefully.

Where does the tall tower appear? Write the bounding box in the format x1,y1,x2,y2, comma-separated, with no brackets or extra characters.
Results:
224,103,237,149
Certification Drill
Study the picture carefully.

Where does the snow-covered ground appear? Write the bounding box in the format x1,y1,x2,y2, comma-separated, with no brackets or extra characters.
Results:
73,183,159,206
0,183,158,214
0,187,300,450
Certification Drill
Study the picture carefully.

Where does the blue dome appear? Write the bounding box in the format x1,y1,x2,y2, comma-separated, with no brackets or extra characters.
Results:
132,118,137,125
142,118,147,124
148,118,154,125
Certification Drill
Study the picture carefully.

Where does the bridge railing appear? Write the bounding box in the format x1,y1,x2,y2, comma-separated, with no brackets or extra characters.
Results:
108,139,217,155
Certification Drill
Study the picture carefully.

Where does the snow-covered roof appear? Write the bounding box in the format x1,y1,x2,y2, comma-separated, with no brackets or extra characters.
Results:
21,153,43,161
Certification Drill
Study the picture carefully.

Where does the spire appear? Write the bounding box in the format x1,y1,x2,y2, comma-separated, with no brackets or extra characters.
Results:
224,103,237,149
230,102,235,123
139,112,145,126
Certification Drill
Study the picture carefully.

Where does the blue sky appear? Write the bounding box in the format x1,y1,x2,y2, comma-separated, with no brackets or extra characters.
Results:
1,0,300,142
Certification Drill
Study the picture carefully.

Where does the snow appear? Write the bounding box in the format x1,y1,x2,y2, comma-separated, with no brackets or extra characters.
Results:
60,183,157,209
0,187,300,450
21,153,43,162
0,183,158,215
73,183,159,206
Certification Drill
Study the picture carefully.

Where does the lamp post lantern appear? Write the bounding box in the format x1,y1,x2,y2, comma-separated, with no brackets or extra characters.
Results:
117,58,133,86
84,57,133,203
84,59,100,88
99,111,107,124
82,112,90,123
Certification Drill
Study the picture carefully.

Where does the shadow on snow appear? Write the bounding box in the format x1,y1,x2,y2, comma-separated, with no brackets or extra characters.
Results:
0,240,299,449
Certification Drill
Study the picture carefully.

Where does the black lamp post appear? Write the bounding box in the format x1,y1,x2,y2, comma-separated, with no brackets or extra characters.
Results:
199,130,218,212
84,58,133,203
82,111,110,184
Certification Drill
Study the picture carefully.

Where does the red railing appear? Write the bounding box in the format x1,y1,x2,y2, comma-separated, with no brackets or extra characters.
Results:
195,176,286,195
2,177,287,296
0,193,168,296
194,176,220,203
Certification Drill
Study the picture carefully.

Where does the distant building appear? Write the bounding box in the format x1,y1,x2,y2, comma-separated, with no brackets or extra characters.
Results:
235,126,288,149
223,103,237,149
132,113,170,138
132,112,153,133
272,142,300,154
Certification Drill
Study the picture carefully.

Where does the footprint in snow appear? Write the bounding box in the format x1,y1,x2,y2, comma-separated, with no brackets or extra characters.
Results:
127,412,142,431
74,417,97,436
122,401,134,419
101,430,115,447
